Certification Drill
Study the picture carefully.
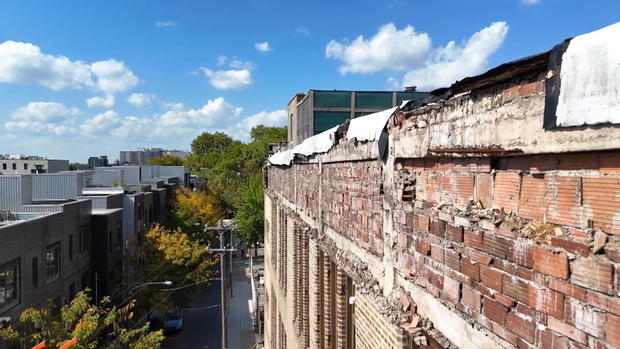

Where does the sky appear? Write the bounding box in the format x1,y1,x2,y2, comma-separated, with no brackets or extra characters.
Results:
0,0,618,162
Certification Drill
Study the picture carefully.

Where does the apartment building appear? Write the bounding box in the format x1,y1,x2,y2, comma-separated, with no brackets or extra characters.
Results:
0,155,69,175
265,23,620,349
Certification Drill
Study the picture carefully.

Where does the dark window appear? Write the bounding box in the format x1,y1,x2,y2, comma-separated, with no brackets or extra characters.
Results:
313,111,350,134
2,163,6,170
23,163,28,170
12,163,16,170
46,242,61,282
68,234,73,261
0,260,19,308
32,257,38,288
116,222,122,250
68,283,76,301
78,225,89,254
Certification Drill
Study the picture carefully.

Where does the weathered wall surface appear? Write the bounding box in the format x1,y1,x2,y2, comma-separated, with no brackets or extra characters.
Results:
265,74,620,349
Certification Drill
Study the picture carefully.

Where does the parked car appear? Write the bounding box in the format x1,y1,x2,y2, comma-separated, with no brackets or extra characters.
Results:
162,308,184,333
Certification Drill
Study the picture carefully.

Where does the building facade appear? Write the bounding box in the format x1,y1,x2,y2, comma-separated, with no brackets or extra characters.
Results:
287,89,428,146
265,24,620,349
0,155,69,175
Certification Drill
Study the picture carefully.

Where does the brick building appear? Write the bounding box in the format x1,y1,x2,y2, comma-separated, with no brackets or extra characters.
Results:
265,23,620,348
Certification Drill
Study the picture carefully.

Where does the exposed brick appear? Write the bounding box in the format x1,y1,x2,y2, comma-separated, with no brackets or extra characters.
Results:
545,176,582,228
484,297,509,324
475,173,494,210
527,287,564,319
605,247,620,263
583,177,620,234
464,229,484,250
454,216,471,228
550,237,591,257
445,224,464,242
493,322,519,346
431,245,445,264
519,80,545,96
416,239,431,256
532,246,569,279
548,317,588,345
606,314,620,347
405,213,416,227
600,152,620,174
442,277,461,303
416,214,430,232
571,258,614,295
547,278,587,302
461,285,481,313
461,257,480,281
502,85,520,102
493,172,521,213
559,153,600,171
519,175,546,221
505,241,533,270
430,218,446,238
467,249,493,265
494,293,516,308
587,291,620,315
482,233,510,259
539,328,570,349
506,311,536,344
503,275,531,304
444,250,460,271
572,302,606,338
480,265,503,292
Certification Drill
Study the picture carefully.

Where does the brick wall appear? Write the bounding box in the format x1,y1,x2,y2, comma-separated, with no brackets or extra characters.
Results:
265,73,620,348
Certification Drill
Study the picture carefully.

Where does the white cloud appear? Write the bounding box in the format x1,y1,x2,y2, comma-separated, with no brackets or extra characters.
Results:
521,0,540,4
229,59,255,70
402,22,508,90
217,55,227,65
0,41,94,90
255,42,271,52
200,68,253,90
86,94,115,108
326,23,432,74
156,21,177,27
5,102,80,135
127,93,155,107
230,109,287,141
296,27,310,36
79,110,121,135
325,22,509,90
0,41,140,94
90,59,139,94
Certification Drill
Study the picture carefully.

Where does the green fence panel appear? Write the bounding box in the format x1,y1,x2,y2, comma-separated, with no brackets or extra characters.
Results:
313,91,351,108
313,111,350,134
355,92,393,109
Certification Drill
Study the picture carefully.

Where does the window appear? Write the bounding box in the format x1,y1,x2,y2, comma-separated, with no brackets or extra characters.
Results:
116,222,122,250
12,163,16,170
2,163,6,170
68,234,73,261
46,242,61,282
23,163,28,170
0,260,19,308
78,225,89,254
32,257,38,288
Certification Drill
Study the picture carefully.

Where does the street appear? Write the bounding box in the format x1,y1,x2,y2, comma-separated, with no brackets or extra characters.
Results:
162,253,256,349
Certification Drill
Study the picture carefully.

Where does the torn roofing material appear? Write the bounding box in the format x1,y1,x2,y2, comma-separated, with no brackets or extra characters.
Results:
268,126,339,165
346,100,412,142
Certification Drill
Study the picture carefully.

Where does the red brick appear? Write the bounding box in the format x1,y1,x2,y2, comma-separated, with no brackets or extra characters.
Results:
600,152,620,174
484,297,509,324
551,237,591,257
527,287,564,319
605,247,620,263
519,175,546,221
548,317,588,345
461,257,480,281
461,285,481,313
493,172,521,213
405,212,416,227
464,229,484,250
582,177,620,234
530,154,560,173
482,233,510,259
532,246,569,279
430,218,446,238
572,302,606,338
415,239,431,256
547,278,587,302
494,293,516,308
416,214,430,232
587,291,620,315
559,152,600,171
606,314,620,347
545,176,582,227
480,265,503,292
467,249,493,265
445,224,464,242
539,328,570,349
506,311,536,344
519,80,545,96
493,322,519,346
442,277,460,303
507,239,534,268
444,250,460,271
503,85,520,102
475,173,493,209
571,258,614,295
431,245,444,264
503,275,531,304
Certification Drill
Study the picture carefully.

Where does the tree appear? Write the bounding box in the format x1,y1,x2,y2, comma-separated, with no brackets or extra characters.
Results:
0,291,164,349
234,173,264,255
146,155,184,166
173,187,223,234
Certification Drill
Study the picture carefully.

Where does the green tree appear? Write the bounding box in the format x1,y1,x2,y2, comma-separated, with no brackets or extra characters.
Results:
234,173,264,255
0,291,163,349
146,155,184,166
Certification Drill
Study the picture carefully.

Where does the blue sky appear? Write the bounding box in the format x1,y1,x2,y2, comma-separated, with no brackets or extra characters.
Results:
0,0,618,162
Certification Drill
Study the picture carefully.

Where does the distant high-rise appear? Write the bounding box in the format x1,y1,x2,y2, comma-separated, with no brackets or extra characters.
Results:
119,148,189,165
88,155,109,169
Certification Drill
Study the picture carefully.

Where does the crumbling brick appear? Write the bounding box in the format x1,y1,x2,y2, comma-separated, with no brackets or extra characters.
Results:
532,246,569,280
571,258,614,295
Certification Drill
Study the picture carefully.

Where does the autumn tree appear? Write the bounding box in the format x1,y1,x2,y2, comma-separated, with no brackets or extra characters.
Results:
0,291,164,349
146,155,184,166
